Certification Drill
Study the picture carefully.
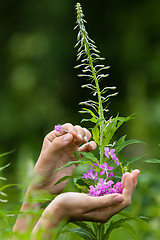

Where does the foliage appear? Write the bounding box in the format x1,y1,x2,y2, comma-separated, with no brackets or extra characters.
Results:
0,1,159,239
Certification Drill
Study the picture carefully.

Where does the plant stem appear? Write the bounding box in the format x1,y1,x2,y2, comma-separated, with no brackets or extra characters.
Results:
76,3,105,164
97,223,104,240
88,54,104,164
86,47,105,164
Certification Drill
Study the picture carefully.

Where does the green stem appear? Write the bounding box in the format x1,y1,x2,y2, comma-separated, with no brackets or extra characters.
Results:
85,44,105,164
97,223,104,240
76,4,105,164
88,55,104,164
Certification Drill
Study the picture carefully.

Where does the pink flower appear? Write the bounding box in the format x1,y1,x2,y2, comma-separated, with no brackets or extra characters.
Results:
89,179,115,197
99,162,113,177
104,147,120,166
82,168,98,180
54,125,62,132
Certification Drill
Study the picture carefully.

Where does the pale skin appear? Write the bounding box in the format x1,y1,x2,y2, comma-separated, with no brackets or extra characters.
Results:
13,123,97,231
32,170,140,239
13,123,140,238
33,123,97,194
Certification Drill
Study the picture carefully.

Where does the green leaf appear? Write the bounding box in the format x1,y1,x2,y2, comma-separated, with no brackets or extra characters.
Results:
69,228,93,240
116,114,134,130
124,154,145,165
54,160,82,173
80,160,98,166
0,184,19,191
73,222,97,239
115,135,127,146
102,117,118,148
115,139,145,154
104,217,136,240
118,212,149,230
120,222,138,240
54,175,79,186
76,177,95,187
79,152,99,164
92,122,100,144
113,155,145,176
81,117,98,124
26,195,56,204
82,108,97,118
143,159,160,164
0,163,11,171
74,182,89,193
0,150,15,158
118,211,149,223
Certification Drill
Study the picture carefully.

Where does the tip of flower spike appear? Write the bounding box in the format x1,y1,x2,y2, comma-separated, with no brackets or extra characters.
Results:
54,125,62,132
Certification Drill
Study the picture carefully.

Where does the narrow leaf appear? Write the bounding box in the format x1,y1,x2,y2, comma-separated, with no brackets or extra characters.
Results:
115,139,145,154
0,150,15,158
120,223,138,240
0,163,11,171
54,175,79,186
73,221,97,239
0,184,19,191
54,160,82,173
69,228,93,240
143,159,160,164
79,152,99,164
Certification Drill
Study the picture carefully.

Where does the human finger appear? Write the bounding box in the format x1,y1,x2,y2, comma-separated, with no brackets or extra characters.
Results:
121,173,134,208
42,130,63,151
42,123,75,149
74,125,86,141
78,141,97,152
121,172,130,189
50,133,74,153
84,193,124,212
102,173,134,218
62,123,76,135
82,127,92,142
70,194,124,222
131,169,140,194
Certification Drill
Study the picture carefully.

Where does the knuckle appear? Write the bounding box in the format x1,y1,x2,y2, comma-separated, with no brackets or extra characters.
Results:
63,123,73,129
44,133,49,142
52,137,59,146
74,125,81,128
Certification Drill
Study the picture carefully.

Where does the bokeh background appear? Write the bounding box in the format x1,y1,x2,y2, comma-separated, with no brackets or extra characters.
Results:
0,0,160,239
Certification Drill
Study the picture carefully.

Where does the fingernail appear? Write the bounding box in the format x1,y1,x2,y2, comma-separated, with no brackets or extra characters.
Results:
84,136,88,142
64,133,72,142
91,142,96,149
114,195,123,204
78,134,83,140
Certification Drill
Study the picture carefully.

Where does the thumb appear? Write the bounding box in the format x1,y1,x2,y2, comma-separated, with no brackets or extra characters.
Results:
87,194,124,211
50,133,74,152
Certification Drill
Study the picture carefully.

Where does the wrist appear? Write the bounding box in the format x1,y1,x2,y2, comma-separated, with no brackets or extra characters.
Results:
34,202,67,232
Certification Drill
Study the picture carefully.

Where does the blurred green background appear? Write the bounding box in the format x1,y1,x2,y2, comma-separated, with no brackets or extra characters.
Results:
0,0,160,239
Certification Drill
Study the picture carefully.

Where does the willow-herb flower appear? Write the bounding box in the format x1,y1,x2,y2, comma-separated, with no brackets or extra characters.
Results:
99,162,113,177
54,125,62,132
82,168,98,180
108,182,123,194
104,147,120,166
88,178,123,197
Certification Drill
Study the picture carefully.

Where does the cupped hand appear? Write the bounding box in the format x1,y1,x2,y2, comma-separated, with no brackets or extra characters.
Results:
33,169,140,232
33,123,97,194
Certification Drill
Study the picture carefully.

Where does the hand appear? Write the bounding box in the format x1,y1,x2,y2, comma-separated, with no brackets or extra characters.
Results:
33,169,140,234
13,123,97,233
33,123,97,194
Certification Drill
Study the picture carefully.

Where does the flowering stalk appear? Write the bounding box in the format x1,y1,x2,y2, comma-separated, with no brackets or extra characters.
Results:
75,3,118,165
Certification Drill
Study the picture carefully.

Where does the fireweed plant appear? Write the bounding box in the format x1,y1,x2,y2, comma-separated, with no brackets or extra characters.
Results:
54,3,148,240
